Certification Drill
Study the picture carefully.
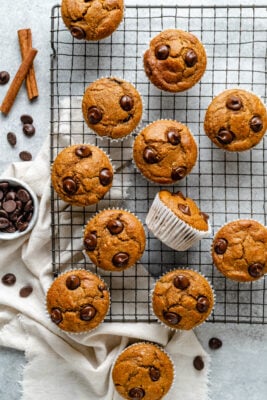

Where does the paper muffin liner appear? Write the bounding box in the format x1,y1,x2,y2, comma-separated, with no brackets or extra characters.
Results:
150,267,216,332
146,193,211,252
45,268,111,336
132,119,198,186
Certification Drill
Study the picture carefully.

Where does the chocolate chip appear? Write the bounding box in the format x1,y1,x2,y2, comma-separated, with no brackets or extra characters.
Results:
214,238,228,255
196,296,210,313
167,129,181,145
193,356,204,371
84,233,97,251
185,49,198,67
19,285,33,298
2,200,17,213
5,191,16,200
216,129,235,145
0,182,9,191
75,145,92,158
143,147,159,164
80,305,96,321
24,200,33,212
62,177,77,195
208,337,222,350
23,124,35,137
7,132,17,147
0,71,10,85
128,388,145,399
226,95,242,111
20,114,33,124
66,275,80,290
200,212,209,222
171,166,187,181
0,217,10,229
112,252,129,268
250,116,263,133
1,273,16,286
98,283,107,292
0,210,8,218
163,311,181,325
173,191,186,200
70,26,86,40
120,95,133,111
17,188,31,203
87,106,102,124
155,44,170,60
248,263,264,278
149,366,161,381
17,221,29,232
173,275,190,290
19,151,32,161
107,219,124,235
178,203,191,216
51,308,63,324
99,168,113,186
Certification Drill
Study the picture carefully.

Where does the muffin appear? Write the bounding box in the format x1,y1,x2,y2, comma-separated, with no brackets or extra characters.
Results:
146,190,211,251
46,269,110,333
143,29,207,92
152,269,214,330
212,219,267,282
133,120,198,184
51,144,113,207
204,89,267,152
112,342,174,400
61,0,124,41
83,209,146,271
82,77,143,140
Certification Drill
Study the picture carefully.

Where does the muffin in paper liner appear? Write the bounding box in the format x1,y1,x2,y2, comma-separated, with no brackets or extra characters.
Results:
51,144,114,207
45,268,110,334
151,269,215,331
146,191,211,252
82,76,144,141
82,208,146,272
211,218,267,283
112,341,175,400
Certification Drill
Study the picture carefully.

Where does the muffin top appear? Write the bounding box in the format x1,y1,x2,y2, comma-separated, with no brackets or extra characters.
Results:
46,269,110,333
152,269,214,330
212,219,267,282
158,190,209,231
112,342,174,400
133,120,198,184
82,77,143,139
204,89,267,152
61,0,124,41
143,29,207,92
83,209,146,271
51,144,113,207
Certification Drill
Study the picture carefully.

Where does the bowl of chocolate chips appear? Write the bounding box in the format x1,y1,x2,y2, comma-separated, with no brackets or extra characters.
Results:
0,177,38,240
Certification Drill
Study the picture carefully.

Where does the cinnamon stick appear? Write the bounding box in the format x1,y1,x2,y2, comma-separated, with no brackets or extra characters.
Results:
0,48,38,115
18,29,38,100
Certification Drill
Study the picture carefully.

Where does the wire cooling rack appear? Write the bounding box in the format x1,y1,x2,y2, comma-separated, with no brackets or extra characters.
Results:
50,4,267,324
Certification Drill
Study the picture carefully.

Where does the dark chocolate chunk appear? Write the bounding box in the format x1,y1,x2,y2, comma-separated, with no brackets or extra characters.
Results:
70,26,86,40
75,145,92,158
19,285,33,298
84,233,97,251
99,168,113,186
167,129,181,145
208,337,222,350
20,114,33,124
185,49,198,67
51,308,63,324
155,44,170,60
23,124,35,137
80,305,96,321
128,387,145,399
196,296,210,313
87,106,102,124
107,219,124,235
19,151,32,161
149,367,161,381
250,116,263,133
171,166,187,181
173,275,190,290
214,238,228,255
178,203,191,216
120,95,134,111
193,356,204,371
163,311,181,325
216,129,235,145
226,95,242,111
7,132,17,147
200,212,209,222
248,263,264,278
0,71,10,85
62,177,77,195
143,147,160,164
66,275,80,290
1,273,16,286
112,252,129,268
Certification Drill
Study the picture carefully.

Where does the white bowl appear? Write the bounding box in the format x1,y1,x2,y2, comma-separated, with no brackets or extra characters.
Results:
0,177,39,240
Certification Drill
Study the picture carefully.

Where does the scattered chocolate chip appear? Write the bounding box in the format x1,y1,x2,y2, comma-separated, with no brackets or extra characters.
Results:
0,71,10,85
128,387,145,399
23,124,35,137
196,296,210,313
216,129,235,145
87,106,102,124
7,132,17,147
112,252,129,268
171,166,187,181
193,356,204,371
19,285,33,298
173,275,190,290
120,95,133,111
75,145,92,158
149,366,161,381
51,308,63,324
0,217,10,229
248,263,264,278
17,188,31,203
66,275,80,290
214,238,228,255
80,305,96,321
84,233,97,251
167,129,181,145
2,200,17,213
1,273,16,286
19,151,32,161
71,26,86,40
178,203,191,216
143,147,160,164
155,44,170,60
99,168,113,186
20,114,33,124
185,49,198,67
107,219,124,235
98,283,107,292
226,95,242,111
163,311,181,325
209,337,222,350
250,116,263,133
62,177,77,195
200,212,209,222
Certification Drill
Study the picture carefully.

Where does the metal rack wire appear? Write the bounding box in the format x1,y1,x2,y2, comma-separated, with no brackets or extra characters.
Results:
50,4,267,324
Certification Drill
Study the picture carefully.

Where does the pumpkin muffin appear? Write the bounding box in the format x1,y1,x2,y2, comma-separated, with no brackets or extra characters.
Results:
152,269,214,330
83,209,146,271
112,342,174,400
51,144,113,207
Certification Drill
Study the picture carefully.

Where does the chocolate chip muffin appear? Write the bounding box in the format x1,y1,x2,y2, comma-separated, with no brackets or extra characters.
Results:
112,342,174,400
46,269,110,333
61,0,124,41
133,120,198,184
143,29,207,92
212,219,267,282
51,144,113,207
82,77,143,140
204,89,267,152
152,269,214,330
83,209,146,271
146,190,211,251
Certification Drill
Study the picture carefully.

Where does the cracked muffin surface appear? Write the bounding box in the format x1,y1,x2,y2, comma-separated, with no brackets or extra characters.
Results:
204,89,267,152
152,269,214,330
61,0,124,41
83,209,146,271
46,269,110,332
143,29,207,92
212,219,267,282
133,120,197,184
51,144,113,207
82,77,143,139
112,342,174,400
